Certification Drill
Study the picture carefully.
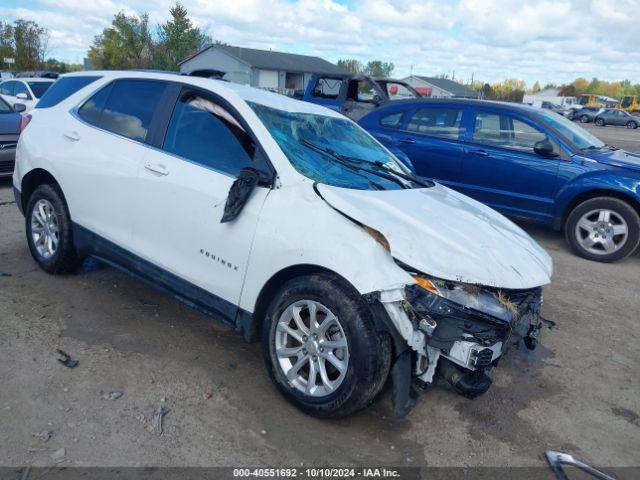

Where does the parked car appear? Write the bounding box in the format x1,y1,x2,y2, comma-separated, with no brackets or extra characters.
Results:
569,106,603,123
529,100,570,117
594,109,640,129
303,74,420,121
358,98,640,262
13,71,553,417
0,77,55,112
0,96,26,178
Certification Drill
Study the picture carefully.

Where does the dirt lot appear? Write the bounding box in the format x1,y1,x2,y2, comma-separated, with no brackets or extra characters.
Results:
0,125,639,475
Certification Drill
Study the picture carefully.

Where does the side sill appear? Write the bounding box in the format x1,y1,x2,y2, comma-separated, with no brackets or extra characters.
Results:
72,223,251,335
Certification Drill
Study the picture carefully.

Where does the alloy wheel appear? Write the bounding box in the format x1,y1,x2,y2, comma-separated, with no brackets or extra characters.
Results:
575,208,628,256
31,198,60,259
274,299,349,397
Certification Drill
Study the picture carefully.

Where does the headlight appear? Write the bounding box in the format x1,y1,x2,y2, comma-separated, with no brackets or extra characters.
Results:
412,275,514,322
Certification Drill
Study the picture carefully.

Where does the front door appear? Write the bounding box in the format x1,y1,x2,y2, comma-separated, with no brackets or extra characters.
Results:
132,87,271,319
459,109,561,221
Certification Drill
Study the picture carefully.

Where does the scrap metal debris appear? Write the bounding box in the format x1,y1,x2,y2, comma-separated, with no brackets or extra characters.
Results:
56,350,78,368
152,406,170,436
545,450,617,480
31,430,53,442
100,390,124,401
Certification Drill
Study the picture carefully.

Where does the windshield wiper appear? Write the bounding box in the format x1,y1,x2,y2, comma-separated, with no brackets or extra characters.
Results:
342,155,434,188
299,139,408,189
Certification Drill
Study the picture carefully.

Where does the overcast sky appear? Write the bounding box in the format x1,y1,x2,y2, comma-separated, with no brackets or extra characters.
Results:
1,0,639,86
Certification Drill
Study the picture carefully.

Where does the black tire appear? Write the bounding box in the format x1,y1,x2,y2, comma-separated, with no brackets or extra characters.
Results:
565,197,640,262
627,121,638,129
25,184,80,274
262,273,391,418
595,118,605,126
580,115,590,123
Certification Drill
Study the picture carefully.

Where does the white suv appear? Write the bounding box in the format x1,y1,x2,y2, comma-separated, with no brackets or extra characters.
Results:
13,71,553,417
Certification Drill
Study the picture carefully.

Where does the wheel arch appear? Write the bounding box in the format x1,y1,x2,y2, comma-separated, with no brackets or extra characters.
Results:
245,264,360,343
20,168,63,213
560,189,640,230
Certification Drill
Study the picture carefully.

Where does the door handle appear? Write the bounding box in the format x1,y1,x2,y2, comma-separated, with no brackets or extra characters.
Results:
144,163,169,176
63,131,80,141
398,137,416,144
470,149,489,156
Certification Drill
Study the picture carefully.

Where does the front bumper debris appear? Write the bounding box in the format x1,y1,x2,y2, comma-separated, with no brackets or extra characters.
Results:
368,282,554,415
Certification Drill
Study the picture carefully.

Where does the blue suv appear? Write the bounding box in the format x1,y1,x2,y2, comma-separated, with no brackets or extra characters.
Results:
358,99,640,262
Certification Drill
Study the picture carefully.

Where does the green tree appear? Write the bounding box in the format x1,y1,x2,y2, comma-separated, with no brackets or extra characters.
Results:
154,3,207,71
88,11,153,69
336,58,362,74
364,60,394,77
13,19,49,70
531,81,541,93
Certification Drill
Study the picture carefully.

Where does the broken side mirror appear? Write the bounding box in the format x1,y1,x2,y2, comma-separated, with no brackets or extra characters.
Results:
220,167,261,223
533,138,558,157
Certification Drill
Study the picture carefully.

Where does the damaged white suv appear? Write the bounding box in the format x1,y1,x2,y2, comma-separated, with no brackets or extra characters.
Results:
13,71,553,417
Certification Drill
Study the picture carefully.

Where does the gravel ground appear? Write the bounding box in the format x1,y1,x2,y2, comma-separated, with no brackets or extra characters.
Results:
0,125,639,474
581,122,640,152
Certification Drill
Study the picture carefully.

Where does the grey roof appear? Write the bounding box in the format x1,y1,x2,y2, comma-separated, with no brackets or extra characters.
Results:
180,44,346,75
415,76,478,98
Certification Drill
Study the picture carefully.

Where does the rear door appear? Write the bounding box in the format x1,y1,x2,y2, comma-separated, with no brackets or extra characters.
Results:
390,105,468,185
59,78,169,248
459,108,561,220
0,80,16,106
131,86,272,319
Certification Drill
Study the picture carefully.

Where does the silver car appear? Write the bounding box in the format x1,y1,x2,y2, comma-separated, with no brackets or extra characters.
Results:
594,109,640,129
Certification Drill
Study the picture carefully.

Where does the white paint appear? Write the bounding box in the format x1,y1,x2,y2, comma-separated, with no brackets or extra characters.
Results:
317,183,553,289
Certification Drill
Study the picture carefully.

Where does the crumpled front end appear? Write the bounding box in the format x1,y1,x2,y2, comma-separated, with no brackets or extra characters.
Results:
367,275,554,416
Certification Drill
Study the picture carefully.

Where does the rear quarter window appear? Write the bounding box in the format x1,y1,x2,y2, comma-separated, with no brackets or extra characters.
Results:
36,76,102,108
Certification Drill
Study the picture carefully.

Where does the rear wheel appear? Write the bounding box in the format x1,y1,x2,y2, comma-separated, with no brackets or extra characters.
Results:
262,273,391,418
595,118,605,126
627,121,638,129
580,115,590,123
25,184,80,273
565,197,640,262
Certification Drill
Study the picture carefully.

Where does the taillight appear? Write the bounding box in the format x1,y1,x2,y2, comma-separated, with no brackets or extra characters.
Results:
19,114,32,133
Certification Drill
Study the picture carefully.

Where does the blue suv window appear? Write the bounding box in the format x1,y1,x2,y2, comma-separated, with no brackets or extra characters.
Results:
36,76,101,108
163,94,254,176
406,107,463,139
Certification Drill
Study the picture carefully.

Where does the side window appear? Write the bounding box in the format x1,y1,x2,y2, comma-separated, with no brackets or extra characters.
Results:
36,76,101,109
99,80,167,142
14,82,31,99
380,112,403,128
0,81,14,96
163,93,254,176
77,84,113,126
473,112,548,153
312,78,342,99
406,107,463,139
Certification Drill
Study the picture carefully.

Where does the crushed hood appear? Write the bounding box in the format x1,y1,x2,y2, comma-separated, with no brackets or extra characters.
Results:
317,183,553,290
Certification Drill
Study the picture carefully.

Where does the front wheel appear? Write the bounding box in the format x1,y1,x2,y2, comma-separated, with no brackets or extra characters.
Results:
262,273,391,418
565,197,640,262
627,121,638,129
25,184,80,273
